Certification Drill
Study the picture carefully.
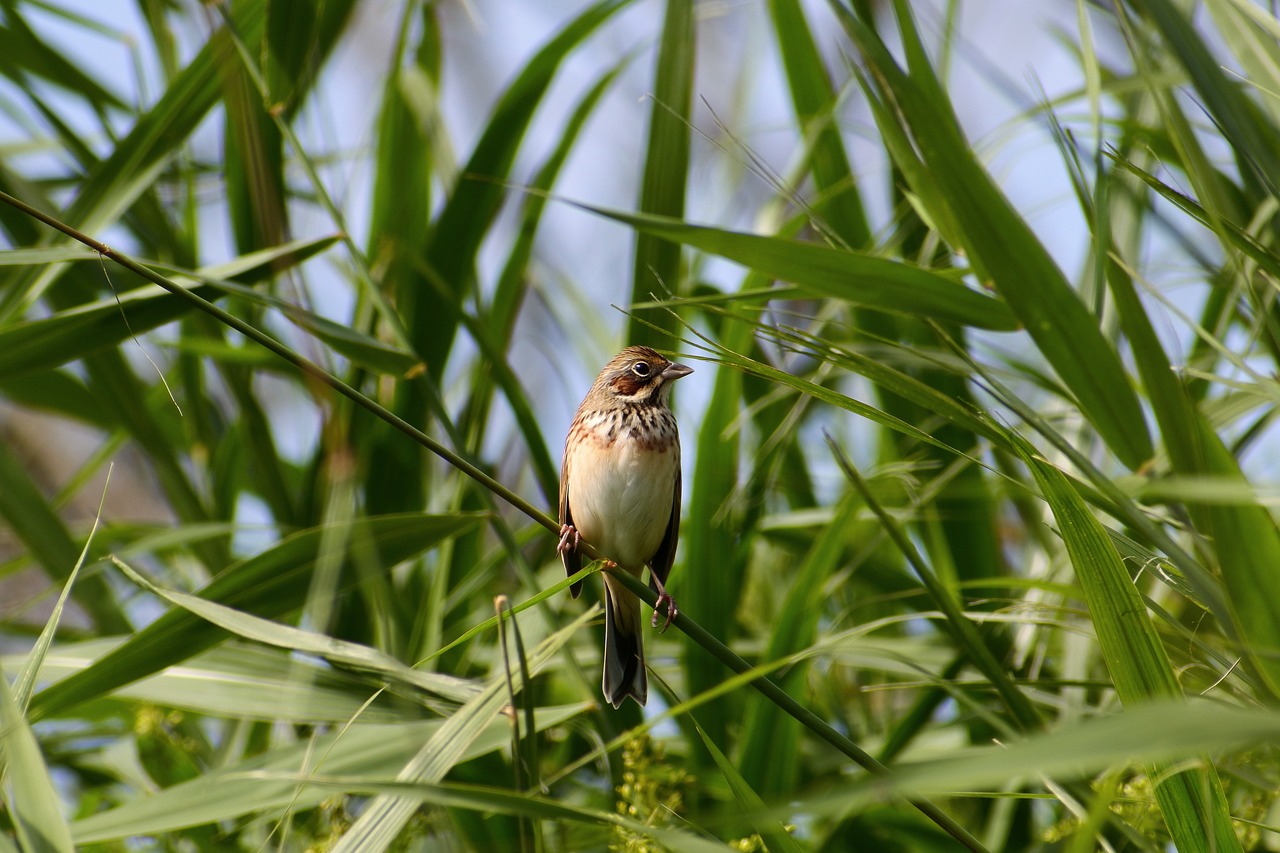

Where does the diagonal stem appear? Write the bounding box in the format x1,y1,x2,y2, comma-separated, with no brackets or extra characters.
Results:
0,189,988,853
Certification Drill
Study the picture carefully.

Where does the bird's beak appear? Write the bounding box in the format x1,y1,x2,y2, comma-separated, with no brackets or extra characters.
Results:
662,362,693,381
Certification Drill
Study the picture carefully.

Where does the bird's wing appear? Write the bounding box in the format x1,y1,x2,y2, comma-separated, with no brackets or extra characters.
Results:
648,465,681,591
559,449,583,598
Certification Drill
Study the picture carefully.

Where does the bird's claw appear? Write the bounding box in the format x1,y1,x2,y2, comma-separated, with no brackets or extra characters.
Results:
557,524,580,555
651,590,678,632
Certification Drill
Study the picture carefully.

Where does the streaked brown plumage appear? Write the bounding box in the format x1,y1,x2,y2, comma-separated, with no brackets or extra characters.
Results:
557,345,692,708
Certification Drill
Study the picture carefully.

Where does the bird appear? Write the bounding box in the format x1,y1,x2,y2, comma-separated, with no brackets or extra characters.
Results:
557,345,692,708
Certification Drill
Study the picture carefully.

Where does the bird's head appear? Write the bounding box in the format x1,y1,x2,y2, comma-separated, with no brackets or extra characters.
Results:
594,345,693,404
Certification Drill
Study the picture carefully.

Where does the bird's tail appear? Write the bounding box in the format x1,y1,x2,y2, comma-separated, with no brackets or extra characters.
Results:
601,574,647,708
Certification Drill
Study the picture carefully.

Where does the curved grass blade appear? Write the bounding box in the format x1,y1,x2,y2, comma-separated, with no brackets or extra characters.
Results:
0,247,98,265
0,662,74,853
0,235,341,380
830,438,1041,733
724,701,1278,829
0,442,129,633
737,493,861,796
30,513,483,720
330,611,595,853
414,0,627,379
768,0,870,248
13,467,109,708
468,60,629,503
189,274,418,376
113,557,481,705
579,204,1018,330
196,773,732,852
0,7,126,112
371,0,627,517
8,640,418,724
70,705,590,845
1100,164,1280,697
839,1,1153,469
366,3,438,359
1012,435,1241,852
0,3,268,321
679,286,763,747
627,0,694,347
693,720,803,853
1134,0,1280,198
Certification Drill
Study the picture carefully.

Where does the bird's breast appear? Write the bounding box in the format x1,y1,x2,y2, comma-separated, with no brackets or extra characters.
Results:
567,407,679,570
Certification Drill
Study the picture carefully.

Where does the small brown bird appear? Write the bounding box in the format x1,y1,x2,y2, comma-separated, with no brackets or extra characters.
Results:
558,345,692,708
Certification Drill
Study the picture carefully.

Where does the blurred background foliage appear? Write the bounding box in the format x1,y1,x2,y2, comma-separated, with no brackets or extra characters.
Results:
1,0,1280,850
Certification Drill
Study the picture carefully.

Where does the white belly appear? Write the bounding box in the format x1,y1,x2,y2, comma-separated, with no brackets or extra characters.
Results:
569,437,678,571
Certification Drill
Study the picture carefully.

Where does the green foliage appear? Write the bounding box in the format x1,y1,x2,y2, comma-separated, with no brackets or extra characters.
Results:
2,1,1280,850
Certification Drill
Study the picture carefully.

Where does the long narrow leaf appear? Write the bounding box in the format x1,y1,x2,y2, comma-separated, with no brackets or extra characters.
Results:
0,662,74,853
331,610,594,853
581,204,1018,330
841,2,1153,469
627,0,695,347
30,514,483,720
71,705,589,844
1012,436,1240,853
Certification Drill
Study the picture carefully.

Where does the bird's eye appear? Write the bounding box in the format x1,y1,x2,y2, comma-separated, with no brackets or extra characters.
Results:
631,361,651,377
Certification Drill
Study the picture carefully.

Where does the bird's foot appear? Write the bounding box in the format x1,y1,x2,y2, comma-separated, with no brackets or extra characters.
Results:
557,524,580,555
650,575,678,632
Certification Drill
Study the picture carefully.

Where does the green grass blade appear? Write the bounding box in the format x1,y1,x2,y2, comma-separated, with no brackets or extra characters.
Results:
0,7,126,111
0,442,128,633
13,469,109,709
1012,435,1241,852
0,248,99,265
70,705,589,844
490,63,624,345
737,493,860,795
0,662,74,853
330,610,594,853
0,371,114,431
468,63,627,503
604,566,990,852
368,0,625,518
113,557,481,704
732,701,1276,826
222,61,288,255
1205,0,1280,128
1175,426,1280,697
183,773,731,851
186,273,418,377
679,292,760,747
1134,0,1280,197
627,0,694,348
366,5,436,360
829,439,1041,732
7,640,423,723
1111,156,1280,280
415,0,627,379
0,236,341,380
581,204,1018,330
840,1,1154,469
693,720,803,853
768,0,870,248
29,513,483,720
74,7,265,234
0,5,261,319
1098,167,1280,696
